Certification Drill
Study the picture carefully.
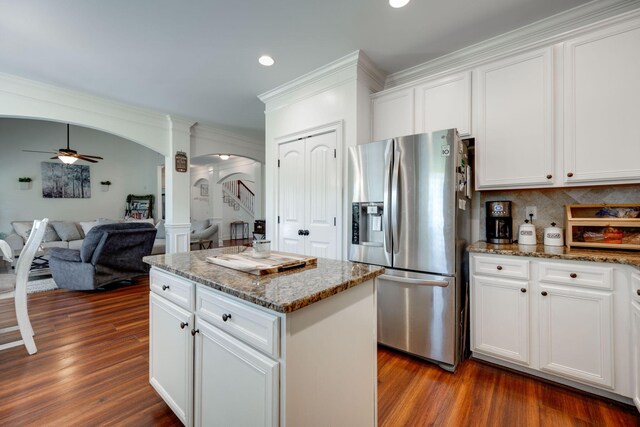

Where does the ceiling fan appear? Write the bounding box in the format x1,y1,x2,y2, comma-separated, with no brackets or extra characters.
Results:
22,124,104,164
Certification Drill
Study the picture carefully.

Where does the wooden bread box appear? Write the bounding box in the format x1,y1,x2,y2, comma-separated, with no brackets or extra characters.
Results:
566,204,640,250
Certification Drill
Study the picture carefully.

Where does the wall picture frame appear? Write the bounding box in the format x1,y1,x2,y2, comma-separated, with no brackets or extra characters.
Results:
200,183,209,197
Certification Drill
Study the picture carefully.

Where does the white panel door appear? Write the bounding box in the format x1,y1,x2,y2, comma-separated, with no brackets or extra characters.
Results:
371,88,414,141
415,72,471,136
564,21,640,184
539,285,614,388
475,48,555,189
194,319,279,427
472,275,530,365
278,141,305,254
305,132,337,259
149,293,194,426
633,301,640,411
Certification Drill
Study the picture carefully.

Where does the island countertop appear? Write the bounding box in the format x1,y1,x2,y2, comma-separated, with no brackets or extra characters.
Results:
143,246,384,313
468,241,640,269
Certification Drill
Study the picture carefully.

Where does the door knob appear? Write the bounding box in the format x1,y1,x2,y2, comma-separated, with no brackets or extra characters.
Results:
541,291,548,296
496,265,503,270
222,313,232,322
567,172,574,177
569,273,577,279
298,229,303,236
180,322,188,329
546,174,552,179
162,285,170,291
520,288,527,293
637,289,640,296
191,329,200,336
303,230,310,236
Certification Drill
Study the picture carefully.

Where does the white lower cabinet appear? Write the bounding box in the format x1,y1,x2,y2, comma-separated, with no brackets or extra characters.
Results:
632,301,640,411
149,292,194,426
194,319,278,427
538,284,613,388
472,275,529,364
471,254,634,404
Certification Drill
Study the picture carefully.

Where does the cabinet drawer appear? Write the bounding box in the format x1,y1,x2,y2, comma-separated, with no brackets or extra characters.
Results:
633,272,640,303
196,285,280,359
539,262,612,290
150,268,195,311
472,256,529,280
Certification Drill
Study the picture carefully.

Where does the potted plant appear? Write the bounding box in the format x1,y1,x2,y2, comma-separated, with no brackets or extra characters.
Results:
18,177,32,190
100,180,111,192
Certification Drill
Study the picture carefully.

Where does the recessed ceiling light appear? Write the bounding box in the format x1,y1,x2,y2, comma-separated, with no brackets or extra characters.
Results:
389,0,410,8
258,55,275,66
218,154,230,160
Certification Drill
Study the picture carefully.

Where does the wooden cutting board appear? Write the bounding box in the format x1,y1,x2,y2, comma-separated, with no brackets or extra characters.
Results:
206,251,317,275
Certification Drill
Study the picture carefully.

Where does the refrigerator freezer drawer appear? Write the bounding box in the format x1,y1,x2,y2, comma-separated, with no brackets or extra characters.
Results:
377,270,456,367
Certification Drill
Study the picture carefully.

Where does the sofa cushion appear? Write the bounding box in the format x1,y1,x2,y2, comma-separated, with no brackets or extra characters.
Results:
78,221,98,237
12,221,60,243
68,239,84,250
97,218,124,225
126,218,155,225
191,219,209,234
155,220,165,239
52,221,82,242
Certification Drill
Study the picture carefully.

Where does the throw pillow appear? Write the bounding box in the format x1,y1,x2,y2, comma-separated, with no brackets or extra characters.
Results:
155,220,166,239
191,219,209,234
52,221,82,242
78,221,98,237
126,218,154,225
97,218,124,224
12,221,61,242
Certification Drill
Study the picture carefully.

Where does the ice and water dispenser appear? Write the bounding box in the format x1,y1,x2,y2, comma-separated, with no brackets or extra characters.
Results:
351,202,385,246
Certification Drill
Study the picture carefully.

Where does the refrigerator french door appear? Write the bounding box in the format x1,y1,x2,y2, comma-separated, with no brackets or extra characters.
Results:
348,129,471,371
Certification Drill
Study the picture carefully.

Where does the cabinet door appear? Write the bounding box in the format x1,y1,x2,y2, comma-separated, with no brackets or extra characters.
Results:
475,48,554,189
278,131,339,259
633,301,640,412
415,72,471,136
149,293,194,426
472,275,530,365
371,88,414,141
563,21,640,185
194,319,279,427
278,140,306,254
539,285,613,389
305,132,338,259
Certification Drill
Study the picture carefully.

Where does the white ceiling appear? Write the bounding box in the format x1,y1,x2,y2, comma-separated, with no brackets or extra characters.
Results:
0,0,591,138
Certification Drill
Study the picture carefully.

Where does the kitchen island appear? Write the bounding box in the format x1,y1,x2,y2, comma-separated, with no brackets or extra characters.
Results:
144,247,384,427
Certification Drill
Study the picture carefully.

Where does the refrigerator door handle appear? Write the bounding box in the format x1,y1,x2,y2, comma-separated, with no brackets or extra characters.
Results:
390,146,400,254
379,274,449,287
383,143,393,256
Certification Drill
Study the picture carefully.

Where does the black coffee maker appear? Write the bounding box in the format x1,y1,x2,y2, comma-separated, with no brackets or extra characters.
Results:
486,201,513,244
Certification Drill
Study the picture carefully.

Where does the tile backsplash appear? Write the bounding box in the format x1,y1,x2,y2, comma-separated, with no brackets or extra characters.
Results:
479,184,640,242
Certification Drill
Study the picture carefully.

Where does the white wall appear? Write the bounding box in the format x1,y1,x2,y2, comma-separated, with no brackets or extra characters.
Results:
0,118,164,234
191,167,210,221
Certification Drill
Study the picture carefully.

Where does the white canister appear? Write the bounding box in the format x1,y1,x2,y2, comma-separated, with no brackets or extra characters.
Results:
252,240,271,258
518,220,537,245
544,222,564,247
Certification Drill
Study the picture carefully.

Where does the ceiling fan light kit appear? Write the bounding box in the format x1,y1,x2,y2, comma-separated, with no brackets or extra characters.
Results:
23,123,104,164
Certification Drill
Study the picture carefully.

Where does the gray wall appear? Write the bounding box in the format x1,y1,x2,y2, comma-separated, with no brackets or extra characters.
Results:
0,118,164,235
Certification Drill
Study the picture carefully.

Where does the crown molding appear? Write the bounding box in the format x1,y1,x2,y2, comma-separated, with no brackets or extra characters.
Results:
259,50,372,105
385,0,640,88
357,51,386,91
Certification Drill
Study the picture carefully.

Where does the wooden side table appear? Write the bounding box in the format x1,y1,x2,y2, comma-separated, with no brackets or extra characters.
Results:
230,221,249,240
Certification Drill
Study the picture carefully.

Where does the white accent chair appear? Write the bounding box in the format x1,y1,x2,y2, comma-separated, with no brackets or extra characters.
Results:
0,218,49,355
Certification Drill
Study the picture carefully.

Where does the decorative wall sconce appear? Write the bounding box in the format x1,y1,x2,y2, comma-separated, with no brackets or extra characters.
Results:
18,177,32,190
100,180,112,192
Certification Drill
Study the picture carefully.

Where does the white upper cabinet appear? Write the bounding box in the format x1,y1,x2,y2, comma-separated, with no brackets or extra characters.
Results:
563,20,640,185
475,48,555,190
415,72,471,136
371,87,414,141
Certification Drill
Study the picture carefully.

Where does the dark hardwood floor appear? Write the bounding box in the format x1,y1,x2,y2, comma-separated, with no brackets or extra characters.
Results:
0,277,638,426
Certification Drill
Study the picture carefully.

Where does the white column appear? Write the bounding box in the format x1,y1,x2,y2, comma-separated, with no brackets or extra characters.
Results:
165,116,194,253
210,166,224,246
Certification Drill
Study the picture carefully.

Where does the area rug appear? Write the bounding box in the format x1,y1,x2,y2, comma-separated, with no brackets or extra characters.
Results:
27,277,59,294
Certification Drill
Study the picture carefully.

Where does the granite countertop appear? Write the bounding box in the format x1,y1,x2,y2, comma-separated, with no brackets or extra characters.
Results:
143,246,384,314
468,241,640,269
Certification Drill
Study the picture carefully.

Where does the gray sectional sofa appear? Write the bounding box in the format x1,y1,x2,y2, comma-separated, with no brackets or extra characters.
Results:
5,218,219,256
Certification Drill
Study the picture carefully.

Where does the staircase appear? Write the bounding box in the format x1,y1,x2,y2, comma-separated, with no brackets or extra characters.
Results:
222,180,255,217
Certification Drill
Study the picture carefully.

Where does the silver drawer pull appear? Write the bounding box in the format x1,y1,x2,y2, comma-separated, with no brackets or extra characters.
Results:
379,274,448,287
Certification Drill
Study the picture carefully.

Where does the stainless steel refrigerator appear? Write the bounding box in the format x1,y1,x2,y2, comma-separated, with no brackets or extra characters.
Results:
348,129,471,371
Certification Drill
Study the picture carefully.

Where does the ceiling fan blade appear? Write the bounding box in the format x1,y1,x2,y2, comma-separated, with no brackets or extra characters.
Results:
22,149,57,154
77,154,103,159
50,156,59,160
74,155,98,163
